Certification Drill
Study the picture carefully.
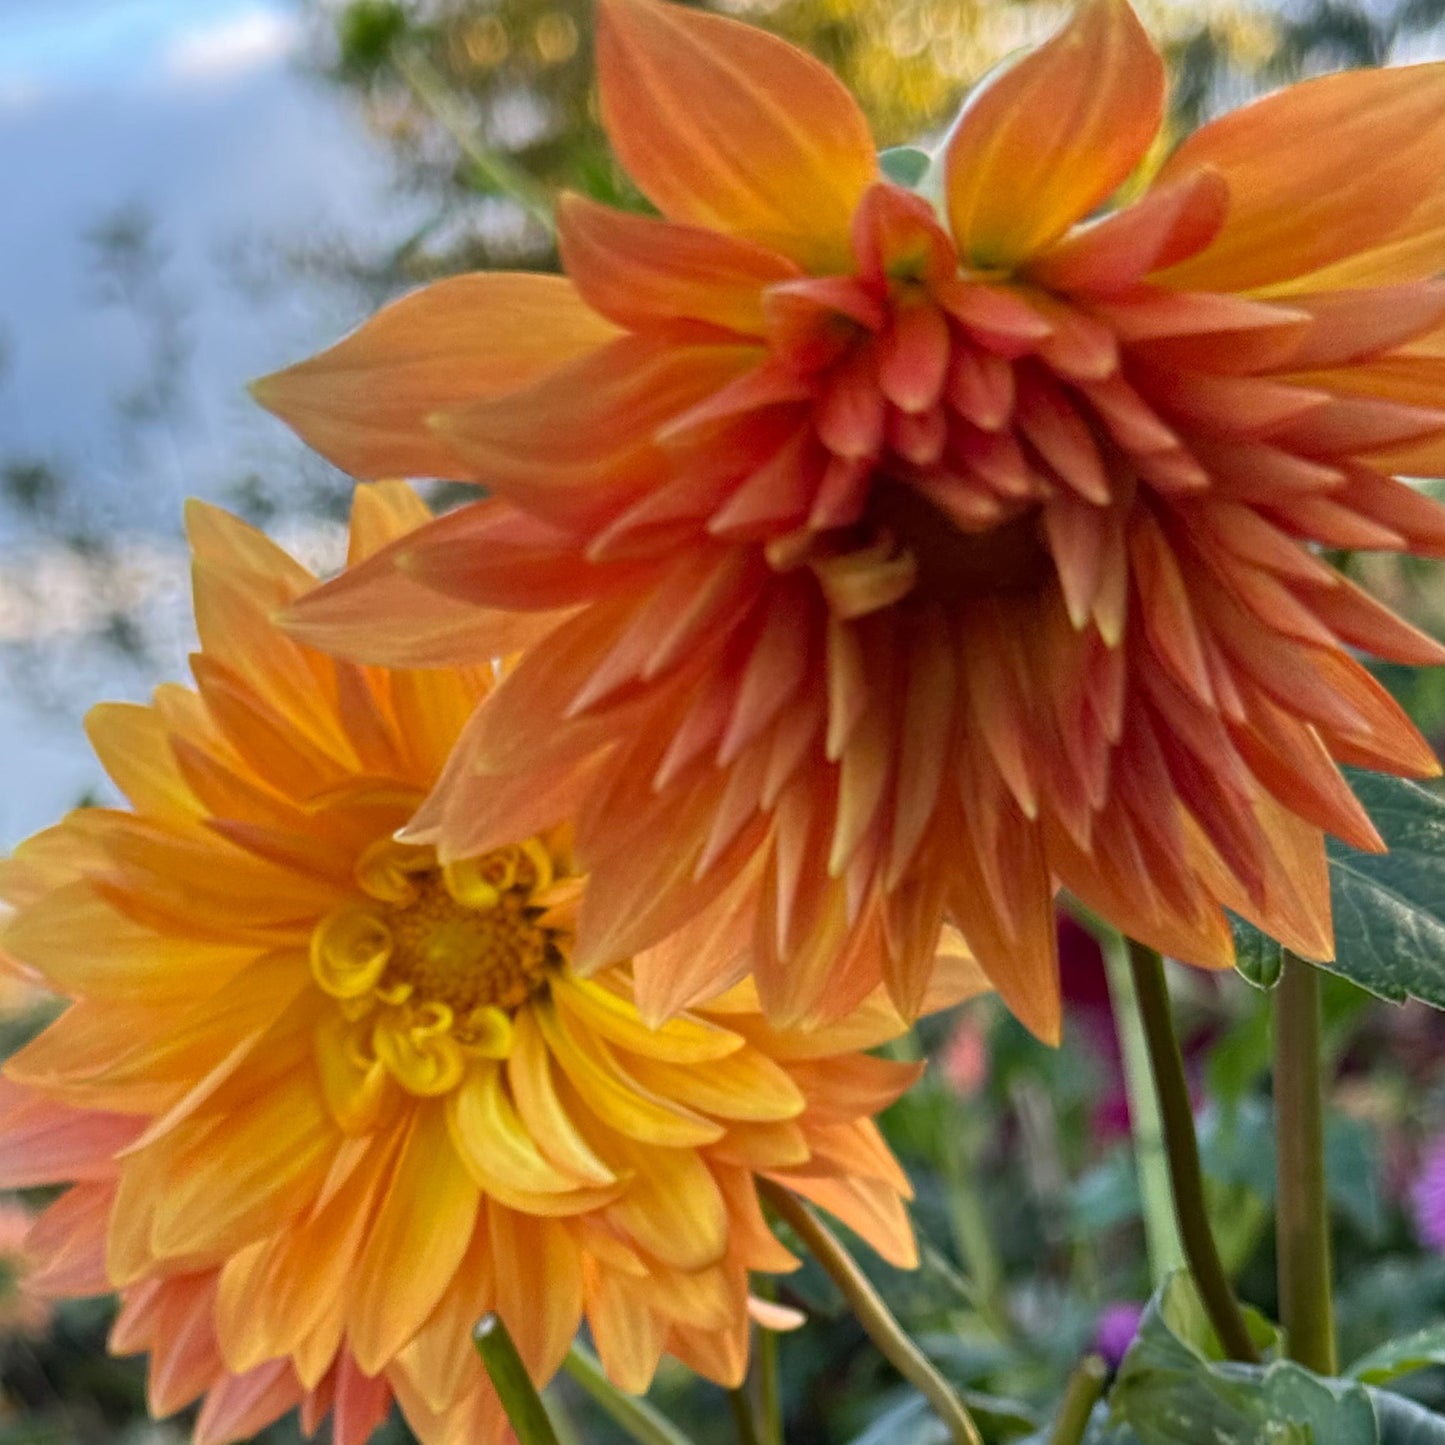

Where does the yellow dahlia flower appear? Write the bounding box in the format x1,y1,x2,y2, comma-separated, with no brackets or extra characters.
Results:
0,485,984,1445
256,0,1445,1043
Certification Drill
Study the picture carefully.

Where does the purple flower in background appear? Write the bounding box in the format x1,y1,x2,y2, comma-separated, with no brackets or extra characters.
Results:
1412,1136,1445,1251
1093,1302,1145,1370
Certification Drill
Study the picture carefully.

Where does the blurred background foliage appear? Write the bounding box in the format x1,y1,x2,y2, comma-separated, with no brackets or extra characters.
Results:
7,0,1445,1442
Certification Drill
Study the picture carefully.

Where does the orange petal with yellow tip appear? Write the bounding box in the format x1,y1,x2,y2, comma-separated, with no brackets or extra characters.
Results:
945,0,1164,269
349,1104,479,1374
249,273,618,481
1156,61,1445,293
557,193,798,337
1029,168,1229,295
604,1138,729,1272
595,0,876,272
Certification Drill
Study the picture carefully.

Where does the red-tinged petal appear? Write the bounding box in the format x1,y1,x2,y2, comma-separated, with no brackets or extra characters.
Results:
1155,61,1445,293
850,183,956,288
877,301,951,413
1094,290,1305,344
944,0,1164,268
250,274,618,480
1276,284,1445,370
1030,169,1230,295
595,0,877,271
435,336,756,529
557,194,799,337
1307,573,1445,667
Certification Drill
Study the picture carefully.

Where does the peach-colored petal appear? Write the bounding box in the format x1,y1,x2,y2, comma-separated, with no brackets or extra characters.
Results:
250,274,619,480
1156,61,1445,292
595,0,876,271
945,0,1164,268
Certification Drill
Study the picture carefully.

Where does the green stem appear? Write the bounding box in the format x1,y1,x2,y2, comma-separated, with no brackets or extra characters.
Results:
1049,1356,1109,1445
759,1180,985,1445
754,1282,785,1445
1274,953,1337,1375
561,1344,697,1445
392,49,557,232
1125,942,1259,1364
475,1314,562,1445
728,1388,764,1445
1101,931,1187,1284
938,1102,1013,1338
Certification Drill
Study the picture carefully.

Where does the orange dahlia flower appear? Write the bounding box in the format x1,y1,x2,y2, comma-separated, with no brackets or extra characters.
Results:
0,485,982,1445
256,0,1445,1042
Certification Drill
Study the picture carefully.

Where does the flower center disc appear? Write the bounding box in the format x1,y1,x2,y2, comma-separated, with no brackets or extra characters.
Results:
384,875,551,1014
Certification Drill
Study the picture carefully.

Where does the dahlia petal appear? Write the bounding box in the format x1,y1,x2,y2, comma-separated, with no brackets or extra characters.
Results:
1095,290,1305,344
507,1012,617,1187
1279,284,1445,370
448,1062,607,1201
214,1147,386,1376
553,974,742,1064
193,1359,299,1445
85,703,201,827
0,1087,137,1186
1306,573,1445,666
774,1173,917,1269
624,1048,806,1123
137,1069,335,1270
708,425,826,539
333,1357,394,1445
350,1104,479,1374
945,787,1060,1044
785,1054,923,1127
436,336,754,529
488,1210,583,1377
251,274,617,480
1,881,254,1004
584,1262,667,1395
946,346,1015,432
1016,368,1110,502
558,193,798,337
1228,691,1384,855
719,602,814,765
142,1277,226,1416
1156,61,1445,292
604,1141,729,1271
878,302,951,414
25,1184,114,1297
595,0,876,271
944,0,1164,268
850,182,956,289
535,997,724,1148
1030,169,1229,295
887,620,957,886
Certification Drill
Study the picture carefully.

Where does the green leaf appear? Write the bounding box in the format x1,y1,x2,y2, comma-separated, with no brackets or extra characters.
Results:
1322,771,1445,1007
1232,913,1283,990
1236,772,1445,1011
1372,1390,1445,1445
879,146,931,186
1111,1277,1377,1445
1350,1325,1445,1385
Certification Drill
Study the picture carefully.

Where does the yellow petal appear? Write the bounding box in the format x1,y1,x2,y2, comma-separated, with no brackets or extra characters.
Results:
945,0,1164,268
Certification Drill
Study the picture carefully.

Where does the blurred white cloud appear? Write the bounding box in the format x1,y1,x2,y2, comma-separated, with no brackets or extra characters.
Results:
161,7,301,85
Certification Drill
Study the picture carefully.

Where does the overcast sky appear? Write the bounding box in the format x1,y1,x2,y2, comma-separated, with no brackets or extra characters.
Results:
0,0,416,846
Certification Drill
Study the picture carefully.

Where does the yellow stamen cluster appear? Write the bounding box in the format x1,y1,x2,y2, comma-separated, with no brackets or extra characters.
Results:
310,837,564,1100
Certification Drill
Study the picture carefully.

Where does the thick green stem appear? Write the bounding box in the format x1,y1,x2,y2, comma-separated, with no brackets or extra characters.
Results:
753,1281,785,1445
1049,1356,1109,1445
1101,932,1187,1284
759,1180,985,1445
1274,954,1337,1376
728,1389,764,1445
475,1314,562,1445
1125,942,1259,1364
561,1344,697,1445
